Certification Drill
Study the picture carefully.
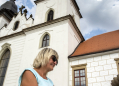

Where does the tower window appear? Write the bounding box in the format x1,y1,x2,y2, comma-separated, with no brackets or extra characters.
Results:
42,34,49,47
47,10,54,21
0,49,10,86
13,21,19,30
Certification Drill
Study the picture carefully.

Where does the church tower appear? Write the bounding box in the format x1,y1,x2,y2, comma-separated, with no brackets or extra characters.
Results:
0,0,84,86
31,0,84,86
34,0,82,29
0,0,17,29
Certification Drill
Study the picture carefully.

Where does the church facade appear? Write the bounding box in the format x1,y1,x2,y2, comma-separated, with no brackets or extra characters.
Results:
0,0,119,86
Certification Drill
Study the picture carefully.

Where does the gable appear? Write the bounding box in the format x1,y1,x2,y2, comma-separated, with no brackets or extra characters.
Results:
0,11,34,37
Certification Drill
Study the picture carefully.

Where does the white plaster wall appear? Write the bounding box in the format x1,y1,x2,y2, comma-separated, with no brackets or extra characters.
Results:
69,53,119,86
68,20,81,55
34,0,68,25
34,0,81,29
67,0,81,29
17,20,70,86
0,35,26,86
0,16,9,29
0,15,82,86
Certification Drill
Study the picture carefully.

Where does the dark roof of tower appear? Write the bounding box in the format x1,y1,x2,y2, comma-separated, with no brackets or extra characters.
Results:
0,0,17,14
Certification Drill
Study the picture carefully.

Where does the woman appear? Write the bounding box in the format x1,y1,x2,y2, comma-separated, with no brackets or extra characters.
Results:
18,48,59,86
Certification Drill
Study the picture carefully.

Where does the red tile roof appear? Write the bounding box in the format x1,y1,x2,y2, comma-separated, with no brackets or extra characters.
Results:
69,30,119,57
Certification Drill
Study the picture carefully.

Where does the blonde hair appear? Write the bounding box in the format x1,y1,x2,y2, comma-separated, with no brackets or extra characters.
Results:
33,48,59,68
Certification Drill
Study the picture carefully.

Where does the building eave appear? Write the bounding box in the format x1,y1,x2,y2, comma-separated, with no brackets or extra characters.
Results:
0,15,85,41
0,31,25,41
69,48,119,59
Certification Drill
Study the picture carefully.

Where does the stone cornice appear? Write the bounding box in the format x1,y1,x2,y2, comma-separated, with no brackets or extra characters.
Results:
0,15,85,42
23,15,84,41
0,31,25,41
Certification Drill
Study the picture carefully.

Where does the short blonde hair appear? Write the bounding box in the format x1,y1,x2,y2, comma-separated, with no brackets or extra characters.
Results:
33,48,59,68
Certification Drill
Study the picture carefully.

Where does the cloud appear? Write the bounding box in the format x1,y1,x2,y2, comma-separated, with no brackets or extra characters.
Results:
76,0,119,36
15,0,23,7
15,0,36,18
27,0,36,18
84,29,106,40
29,0,36,6
0,0,7,6
97,0,102,1
25,5,36,18
1,0,118,37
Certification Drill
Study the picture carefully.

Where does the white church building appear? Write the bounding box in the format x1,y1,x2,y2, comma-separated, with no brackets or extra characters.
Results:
0,0,119,86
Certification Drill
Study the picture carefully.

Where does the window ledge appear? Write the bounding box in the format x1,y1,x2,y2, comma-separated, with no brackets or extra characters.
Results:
71,63,87,68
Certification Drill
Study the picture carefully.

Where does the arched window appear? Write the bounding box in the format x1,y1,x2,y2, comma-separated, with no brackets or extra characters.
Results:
13,21,19,30
47,10,54,21
42,34,50,47
0,49,10,86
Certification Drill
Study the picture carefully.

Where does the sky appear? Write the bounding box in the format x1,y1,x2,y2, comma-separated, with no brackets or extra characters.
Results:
0,0,119,40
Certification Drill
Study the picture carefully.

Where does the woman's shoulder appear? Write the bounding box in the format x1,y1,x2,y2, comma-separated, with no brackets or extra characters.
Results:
23,69,34,75
24,68,38,75
20,69,38,86
22,70,36,79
